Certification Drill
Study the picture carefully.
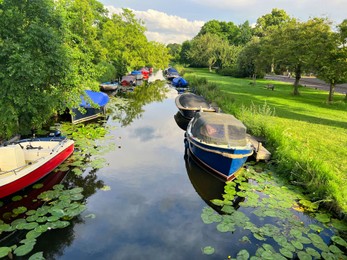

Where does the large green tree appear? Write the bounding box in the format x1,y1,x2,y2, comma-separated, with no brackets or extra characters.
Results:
0,0,79,138
259,18,334,95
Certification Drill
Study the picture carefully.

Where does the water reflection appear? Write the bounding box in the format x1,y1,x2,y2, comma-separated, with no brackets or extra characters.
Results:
107,80,168,127
174,111,190,131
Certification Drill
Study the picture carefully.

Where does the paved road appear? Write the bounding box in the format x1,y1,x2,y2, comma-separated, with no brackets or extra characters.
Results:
265,75,347,94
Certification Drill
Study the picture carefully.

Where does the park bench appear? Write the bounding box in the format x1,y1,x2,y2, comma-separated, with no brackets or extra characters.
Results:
266,84,275,90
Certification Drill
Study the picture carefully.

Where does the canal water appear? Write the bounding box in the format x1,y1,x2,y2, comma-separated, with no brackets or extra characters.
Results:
1,71,346,259
35,73,236,259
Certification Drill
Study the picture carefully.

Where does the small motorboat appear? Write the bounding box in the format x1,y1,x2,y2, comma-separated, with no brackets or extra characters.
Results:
100,81,119,92
121,75,136,86
172,77,188,88
71,90,110,124
185,112,253,180
0,137,74,198
164,67,180,81
175,92,216,119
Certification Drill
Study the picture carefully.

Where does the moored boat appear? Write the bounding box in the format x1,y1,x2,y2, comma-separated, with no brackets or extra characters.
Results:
0,137,74,198
172,77,188,88
164,67,180,81
175,92,216,119
185,112,253,180
100,81,119,92
71,90,110,124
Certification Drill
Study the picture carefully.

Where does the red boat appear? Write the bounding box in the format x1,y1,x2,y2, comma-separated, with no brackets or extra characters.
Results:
140,67,150,80
0,138,74,198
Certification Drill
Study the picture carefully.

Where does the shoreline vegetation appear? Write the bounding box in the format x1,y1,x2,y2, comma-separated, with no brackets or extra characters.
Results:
183,67,347,217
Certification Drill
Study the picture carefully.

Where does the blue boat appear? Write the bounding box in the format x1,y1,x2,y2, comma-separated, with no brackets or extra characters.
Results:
71,90,110,124
172,77,188,88
185,112,253,180
164,67,180,81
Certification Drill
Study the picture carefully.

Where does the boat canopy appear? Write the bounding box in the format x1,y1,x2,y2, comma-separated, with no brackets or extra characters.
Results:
190,112,248,147
80,90,109,108
178,93,210,108
167,67,178,73
172,77,188,87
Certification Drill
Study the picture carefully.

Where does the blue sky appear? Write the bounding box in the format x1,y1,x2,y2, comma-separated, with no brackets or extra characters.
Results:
99,0,347,44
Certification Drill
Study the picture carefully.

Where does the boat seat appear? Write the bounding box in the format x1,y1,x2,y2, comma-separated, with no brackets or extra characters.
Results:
24,148,51,161
0,144,26,172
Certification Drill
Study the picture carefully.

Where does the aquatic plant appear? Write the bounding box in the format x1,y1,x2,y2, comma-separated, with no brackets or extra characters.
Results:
201,164,347,258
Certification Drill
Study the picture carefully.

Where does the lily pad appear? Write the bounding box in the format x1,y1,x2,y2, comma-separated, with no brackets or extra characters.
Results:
202,246,215,255
28,251,45,260
236,249,250,260
14,243,34,257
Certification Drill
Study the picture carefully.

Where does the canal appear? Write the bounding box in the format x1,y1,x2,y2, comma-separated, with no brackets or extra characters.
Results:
1,71,346,259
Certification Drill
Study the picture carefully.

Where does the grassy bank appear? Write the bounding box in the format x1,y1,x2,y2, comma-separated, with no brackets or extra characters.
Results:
184,68,347,215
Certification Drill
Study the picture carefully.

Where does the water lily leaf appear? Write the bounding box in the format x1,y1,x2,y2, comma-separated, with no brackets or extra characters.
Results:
26,230,42,239
32,183,44,189
329,244,343,255
49,208,65,218
240,236,251,243
297,251,312,260
16,222,39,230
47,215,60,222
0,247,12,258
236,249,249,260
262,244,275,253
85,214,96,219
34,225,48,233
260,250,276,259
253,233,266,241
217,222,235,233
290,228,302,238
50,220,70,229
297,236,312,244
331,236,347,248
53,184,64,190
28,251,45,260
0,223,13,232
14,243,34,257
202,246,214,255
36,216,48,223
314,213,330,223
11,218,26,228
274,235,287,246
305,247,320,258
331,218,347,231
12,195,22,202
221,205,235,214
70,193,84,201
291,240,303,250
13,206,27,215
279,248,293,258
100,185,111,191
19,238,36,245
26,210,37,216
69,187,84,194
321,251,337,260
308,224,323,232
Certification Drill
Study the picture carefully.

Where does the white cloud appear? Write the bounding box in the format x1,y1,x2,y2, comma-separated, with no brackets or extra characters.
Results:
105,6,204,44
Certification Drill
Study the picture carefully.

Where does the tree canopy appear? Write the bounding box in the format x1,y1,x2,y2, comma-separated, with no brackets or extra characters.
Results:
0,0,170,139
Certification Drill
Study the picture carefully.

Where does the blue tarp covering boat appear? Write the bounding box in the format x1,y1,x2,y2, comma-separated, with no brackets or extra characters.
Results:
172,77,188,88
80,90,109,108
69,90,109,124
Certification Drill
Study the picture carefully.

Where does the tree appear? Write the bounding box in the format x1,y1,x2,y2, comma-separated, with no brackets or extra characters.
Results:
315,22,347,102
259,18,334,96
188,33,228,71
198,20,240,45
166,43,181,63
0,0,80,138
254,8,291,37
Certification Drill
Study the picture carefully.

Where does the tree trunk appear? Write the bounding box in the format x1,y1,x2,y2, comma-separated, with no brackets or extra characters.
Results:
208,64,212,72
328,83,335,102
293,65,301,96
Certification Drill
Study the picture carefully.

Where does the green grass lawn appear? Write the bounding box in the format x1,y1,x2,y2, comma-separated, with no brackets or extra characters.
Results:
184,68,347,214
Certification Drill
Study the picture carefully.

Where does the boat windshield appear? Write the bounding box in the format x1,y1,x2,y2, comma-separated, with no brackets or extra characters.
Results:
191,112,248,146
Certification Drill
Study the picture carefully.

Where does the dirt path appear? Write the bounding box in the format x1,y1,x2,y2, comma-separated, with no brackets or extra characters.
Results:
265,75,347,94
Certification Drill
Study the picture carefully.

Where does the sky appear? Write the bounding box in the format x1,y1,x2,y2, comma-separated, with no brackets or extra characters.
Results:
99,0,347,45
